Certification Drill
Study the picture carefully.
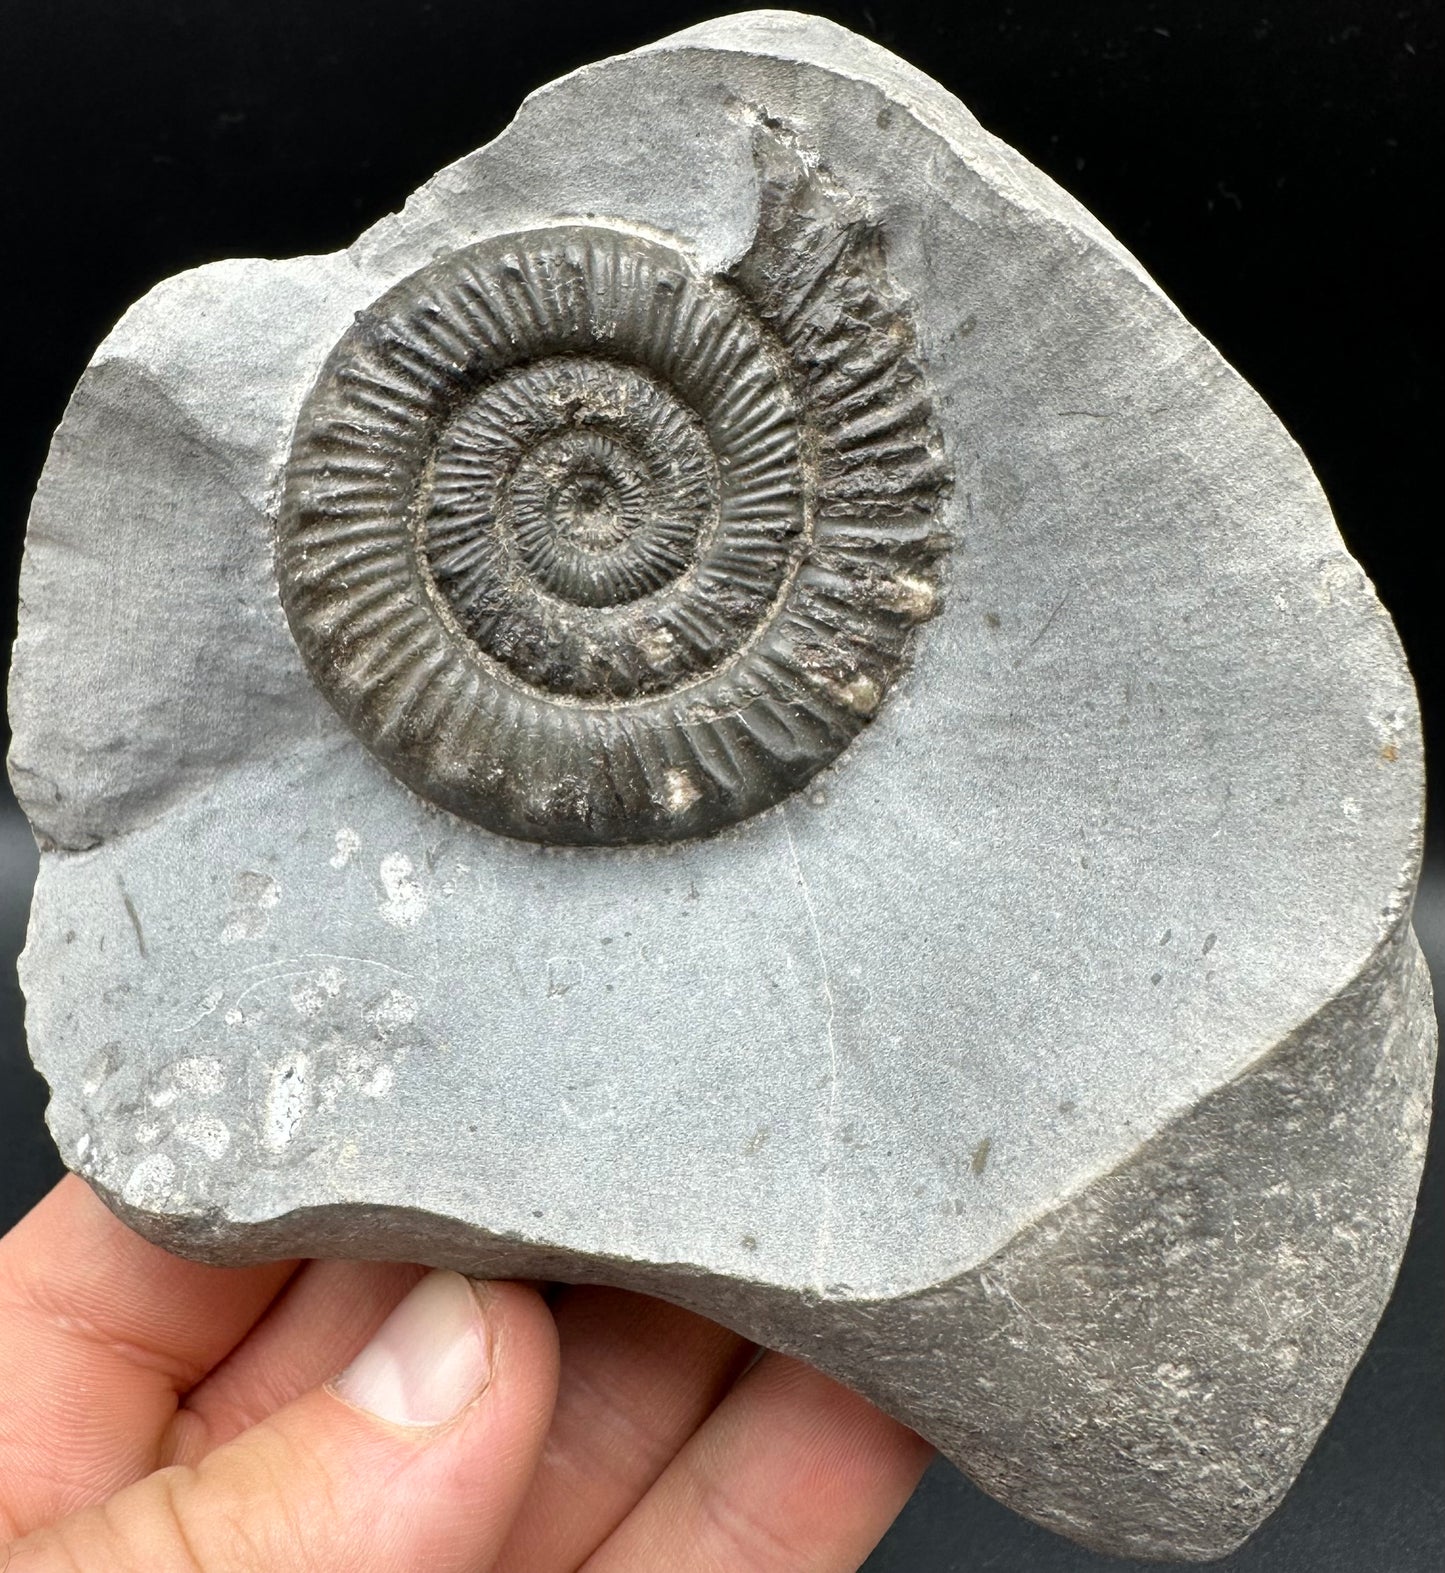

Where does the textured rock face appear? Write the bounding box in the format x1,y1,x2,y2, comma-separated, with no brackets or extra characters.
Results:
7,11,1434,1562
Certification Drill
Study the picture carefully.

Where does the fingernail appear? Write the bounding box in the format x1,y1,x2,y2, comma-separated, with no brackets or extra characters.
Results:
331,1269,493,1426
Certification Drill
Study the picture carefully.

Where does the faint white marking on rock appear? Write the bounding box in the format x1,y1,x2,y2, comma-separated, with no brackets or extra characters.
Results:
81,1045,119,1098
561,1079,616,1128
378,854,427,928
291,985,325,1018
173,1056,225,1096
1315,556,1358,606
177,1115,231,1160
169,985,225,1033
331,827,361,869
547,956,583,997
366,987,418,1033
321,1045,403,1107
289,966,345,1018
123,1153,175,1208
221,871,282,943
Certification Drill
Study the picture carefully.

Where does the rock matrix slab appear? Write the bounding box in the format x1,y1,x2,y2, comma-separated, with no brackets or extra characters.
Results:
8,12,1434,1562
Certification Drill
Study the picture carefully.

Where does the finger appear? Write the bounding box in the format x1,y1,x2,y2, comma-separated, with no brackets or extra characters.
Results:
492,1287,753,1573
7,1270,561,1573
582,1352,932,1573
164,1259,427,1465
0,1176,295,1536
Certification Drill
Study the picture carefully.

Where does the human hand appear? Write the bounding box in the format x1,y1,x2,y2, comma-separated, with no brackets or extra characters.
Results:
0,1176,930,1571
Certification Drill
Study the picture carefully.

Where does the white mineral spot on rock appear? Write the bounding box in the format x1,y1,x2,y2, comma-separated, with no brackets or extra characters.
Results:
122,1153,176,1208
882,573,939,621
663,767,701,813
80,1046,118,1098
172,1056,224,1096
377,853,427,927
829,673,881,714
289,967,344,1018
288,982,324,1018
637,625,675,665
366,987,418,1032
220,871,281,943
262,1053,310,1151
363,1063,395,1098
254,876,281,908
177,1114,231,1160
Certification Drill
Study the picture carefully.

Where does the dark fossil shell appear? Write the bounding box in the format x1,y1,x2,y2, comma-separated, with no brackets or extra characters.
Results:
277,146,950,845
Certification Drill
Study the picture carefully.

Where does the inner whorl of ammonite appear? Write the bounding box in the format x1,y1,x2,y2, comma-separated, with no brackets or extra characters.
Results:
277,152,951,846
424,354,736,699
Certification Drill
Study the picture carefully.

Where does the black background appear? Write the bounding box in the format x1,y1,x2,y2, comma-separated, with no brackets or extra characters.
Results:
0,4,1439,1569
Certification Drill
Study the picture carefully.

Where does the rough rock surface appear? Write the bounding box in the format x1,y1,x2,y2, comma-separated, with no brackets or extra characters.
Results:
7,12,1435,1562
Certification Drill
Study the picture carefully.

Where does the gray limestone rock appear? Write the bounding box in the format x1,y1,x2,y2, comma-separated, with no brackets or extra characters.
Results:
7,11,1434,1563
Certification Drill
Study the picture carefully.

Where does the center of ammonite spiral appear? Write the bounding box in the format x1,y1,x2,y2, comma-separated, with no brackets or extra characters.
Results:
551,458,628,550
424,355,730,688
501,422,665,607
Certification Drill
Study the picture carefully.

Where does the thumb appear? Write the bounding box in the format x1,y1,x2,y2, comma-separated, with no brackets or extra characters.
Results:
6,1270,560,1573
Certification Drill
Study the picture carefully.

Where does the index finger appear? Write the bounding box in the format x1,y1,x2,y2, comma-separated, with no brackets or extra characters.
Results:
0,1174,296,1538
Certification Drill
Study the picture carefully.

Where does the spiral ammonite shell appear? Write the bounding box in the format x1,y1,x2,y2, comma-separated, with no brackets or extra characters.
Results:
277,154,950,845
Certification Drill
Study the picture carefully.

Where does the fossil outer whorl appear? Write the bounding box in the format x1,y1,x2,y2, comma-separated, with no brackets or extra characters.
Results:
277,168,950,845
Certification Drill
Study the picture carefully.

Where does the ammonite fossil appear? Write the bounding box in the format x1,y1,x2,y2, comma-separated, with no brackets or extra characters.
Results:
277,143,950,844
